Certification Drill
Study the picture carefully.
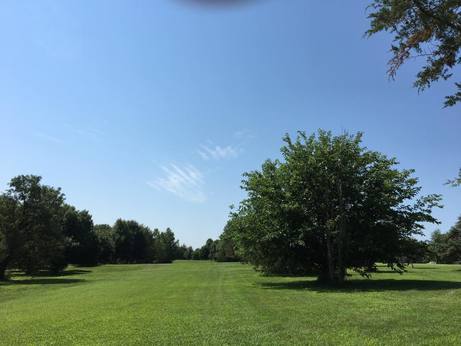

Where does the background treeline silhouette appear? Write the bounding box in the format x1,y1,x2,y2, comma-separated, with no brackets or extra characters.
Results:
0,175,238,280
0,155,459,282
428,217,461,264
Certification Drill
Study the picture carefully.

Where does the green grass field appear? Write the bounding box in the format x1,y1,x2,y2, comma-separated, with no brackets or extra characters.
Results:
1,261,461,345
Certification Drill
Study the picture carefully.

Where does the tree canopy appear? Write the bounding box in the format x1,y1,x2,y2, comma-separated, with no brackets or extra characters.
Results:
428,216,461,263
367,0,461,107
226,130,441,283
0,175,67,278
447,169,461,186
63,206,98,266
0,175,186,280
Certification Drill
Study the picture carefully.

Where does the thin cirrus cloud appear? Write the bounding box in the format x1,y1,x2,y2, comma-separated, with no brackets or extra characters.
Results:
147,164,206,203
233,129,255,141
198,144,239,160
34,131,63,144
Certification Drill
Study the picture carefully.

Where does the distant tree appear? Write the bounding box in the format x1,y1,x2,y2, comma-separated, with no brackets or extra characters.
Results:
192,239,219,260
430,216,461,263
229,131,441,283
211,223,241,262
366,0,461,107
213,239,240,262
177,244,194,260
0,194,17,280
399,238,431,265
444,216,461,263
94,224,115,263
192,248,203,260
216,220,242,262
154,228,179,263
63,206,98,266
113,219,155,263
0,231,6,278
0,175,67,278
428,229,449,262
203,239,215,260
113,219,134,263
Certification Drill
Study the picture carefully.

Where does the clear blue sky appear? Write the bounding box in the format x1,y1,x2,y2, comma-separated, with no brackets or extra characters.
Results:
0,0,459,248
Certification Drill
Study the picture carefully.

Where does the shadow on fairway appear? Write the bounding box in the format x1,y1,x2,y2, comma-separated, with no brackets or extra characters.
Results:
0,278,85,286
8,269,92,277
1,268,91,286
259,279,461,292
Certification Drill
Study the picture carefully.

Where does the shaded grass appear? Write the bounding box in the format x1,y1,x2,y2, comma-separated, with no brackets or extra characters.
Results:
0,278,85,286
7,269,92,277
260,279,461,292
1,261,461,345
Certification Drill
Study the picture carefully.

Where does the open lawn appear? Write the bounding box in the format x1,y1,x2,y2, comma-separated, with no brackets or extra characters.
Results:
1,261,461,345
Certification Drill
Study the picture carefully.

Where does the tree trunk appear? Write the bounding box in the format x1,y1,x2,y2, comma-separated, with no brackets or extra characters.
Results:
0,257,9,281
335,180,346,284
326,234,335,283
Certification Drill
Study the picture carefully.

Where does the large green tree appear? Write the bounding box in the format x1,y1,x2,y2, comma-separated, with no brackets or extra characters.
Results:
367,0,461,107
0,175,68,279
228,131,441,283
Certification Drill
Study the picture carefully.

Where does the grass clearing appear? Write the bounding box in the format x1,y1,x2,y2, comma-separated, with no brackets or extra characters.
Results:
1,261,461,345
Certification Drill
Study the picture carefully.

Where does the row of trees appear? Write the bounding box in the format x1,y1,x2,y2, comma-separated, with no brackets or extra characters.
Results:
0,175,191,280
192,235,240,262
223,130,442,283
92,221,182,265
429,216,461,264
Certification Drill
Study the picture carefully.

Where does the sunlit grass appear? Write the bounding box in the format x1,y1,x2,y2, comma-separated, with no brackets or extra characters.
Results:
1,261,461,345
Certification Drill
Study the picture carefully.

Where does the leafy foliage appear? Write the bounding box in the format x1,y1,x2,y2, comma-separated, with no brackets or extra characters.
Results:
0,176,68,276
153,228,179,263
113,219,155,264
447,168,461,186
193,234,240,262
94,224,116,263
0,175,186,279
63,206,98,266
227,131,441,283
428,216,461,263
367,0,461,107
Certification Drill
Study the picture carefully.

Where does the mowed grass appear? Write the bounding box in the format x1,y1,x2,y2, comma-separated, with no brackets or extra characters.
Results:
1,261,461,345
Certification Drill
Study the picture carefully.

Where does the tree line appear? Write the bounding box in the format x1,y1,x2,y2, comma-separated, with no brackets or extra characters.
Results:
191,235,240,262
428,216,461,264
1,130,459,283
0,175,229,280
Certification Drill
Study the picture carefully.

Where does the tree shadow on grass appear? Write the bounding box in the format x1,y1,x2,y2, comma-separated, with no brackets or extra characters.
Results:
259,279,461,292
0,278,85,286
1,268,91,286
8,268,92,277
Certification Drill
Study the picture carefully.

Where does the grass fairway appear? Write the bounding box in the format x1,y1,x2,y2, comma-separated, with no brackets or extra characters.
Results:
1,261,461,345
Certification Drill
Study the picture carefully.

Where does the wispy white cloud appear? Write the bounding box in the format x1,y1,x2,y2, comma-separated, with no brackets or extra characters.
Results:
233,129,255,141
34,132,63,144
71,127,105,141
147,164,206,203
198,144,239,160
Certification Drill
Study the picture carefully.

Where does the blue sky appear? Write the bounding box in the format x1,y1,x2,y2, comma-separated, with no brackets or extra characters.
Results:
0,0,459,247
